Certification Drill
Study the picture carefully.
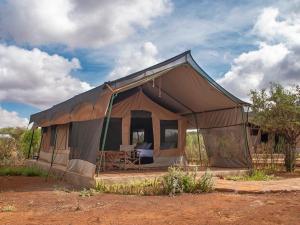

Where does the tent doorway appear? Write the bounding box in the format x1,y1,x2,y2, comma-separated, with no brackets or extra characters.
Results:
130,110,154,164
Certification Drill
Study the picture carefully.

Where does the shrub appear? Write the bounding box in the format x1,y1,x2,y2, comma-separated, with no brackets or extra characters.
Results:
162,167,197,195
197,170,214,192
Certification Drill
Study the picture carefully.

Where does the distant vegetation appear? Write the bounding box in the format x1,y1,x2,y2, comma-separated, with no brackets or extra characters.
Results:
185,131,208,165
0,127,41,166
250,83,300,172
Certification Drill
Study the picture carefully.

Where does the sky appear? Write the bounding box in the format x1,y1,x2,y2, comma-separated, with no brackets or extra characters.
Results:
0,0,300,128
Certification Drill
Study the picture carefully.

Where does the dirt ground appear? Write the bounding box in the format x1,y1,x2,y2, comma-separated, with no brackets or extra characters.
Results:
0,176,299,225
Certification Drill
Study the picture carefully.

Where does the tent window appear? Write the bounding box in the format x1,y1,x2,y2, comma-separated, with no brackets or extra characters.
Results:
68,122,73,147
160,120,178,150
261,132,268,143
100,118,122,151
50,125,57,147
250,128,259,136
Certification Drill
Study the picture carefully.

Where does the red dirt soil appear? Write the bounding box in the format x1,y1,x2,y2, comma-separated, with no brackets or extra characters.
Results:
0,176,299,225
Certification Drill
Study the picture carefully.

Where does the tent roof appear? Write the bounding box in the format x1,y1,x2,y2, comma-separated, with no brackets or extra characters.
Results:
30,50,248,125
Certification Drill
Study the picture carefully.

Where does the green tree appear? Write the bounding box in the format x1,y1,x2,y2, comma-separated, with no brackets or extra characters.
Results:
250,83,300,172
20,129,41,158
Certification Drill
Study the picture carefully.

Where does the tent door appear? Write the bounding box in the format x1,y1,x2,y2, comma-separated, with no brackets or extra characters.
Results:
130,110,154,164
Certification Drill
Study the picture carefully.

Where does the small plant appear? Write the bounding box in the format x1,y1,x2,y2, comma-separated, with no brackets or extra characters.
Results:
197,170,214,192
162,167,197,195
79,188,96,197
0,166,47,177
1,205,16,212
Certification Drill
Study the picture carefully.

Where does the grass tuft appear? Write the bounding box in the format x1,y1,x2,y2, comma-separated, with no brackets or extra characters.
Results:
1,205,16,212
0,166,47,177
226,169,273,181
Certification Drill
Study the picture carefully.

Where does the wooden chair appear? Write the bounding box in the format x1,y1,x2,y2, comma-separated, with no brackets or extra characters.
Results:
120,145,141,170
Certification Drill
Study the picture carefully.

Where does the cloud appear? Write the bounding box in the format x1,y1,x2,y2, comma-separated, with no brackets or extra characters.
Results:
253,7,300,46
218,7,300,100
0,0,172,48
0,107,28,128
108,42,159,80
0,44,91,109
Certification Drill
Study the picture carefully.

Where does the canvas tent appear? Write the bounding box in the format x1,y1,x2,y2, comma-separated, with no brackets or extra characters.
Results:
29,50,252,179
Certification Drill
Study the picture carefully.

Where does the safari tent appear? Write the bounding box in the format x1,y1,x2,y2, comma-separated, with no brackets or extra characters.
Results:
29,51,252,180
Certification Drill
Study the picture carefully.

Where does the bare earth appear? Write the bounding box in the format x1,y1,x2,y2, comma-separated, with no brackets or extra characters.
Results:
0,176,300,225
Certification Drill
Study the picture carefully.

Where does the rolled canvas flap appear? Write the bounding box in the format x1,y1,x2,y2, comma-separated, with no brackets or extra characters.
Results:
67,159,96,178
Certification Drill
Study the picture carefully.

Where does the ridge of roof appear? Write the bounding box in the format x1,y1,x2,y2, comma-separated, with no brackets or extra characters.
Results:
108,50,191,86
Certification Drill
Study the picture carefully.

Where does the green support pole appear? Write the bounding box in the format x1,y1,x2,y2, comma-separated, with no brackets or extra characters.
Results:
98,93,117,172
27,129,35,159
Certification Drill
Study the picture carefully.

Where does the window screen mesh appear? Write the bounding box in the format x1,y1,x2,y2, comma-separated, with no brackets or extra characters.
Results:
160,120,178,149
100,118,122,151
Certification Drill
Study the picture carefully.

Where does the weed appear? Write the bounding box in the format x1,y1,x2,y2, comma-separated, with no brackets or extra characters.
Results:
1,205,16,212
226,169,273,181
197,170,214,192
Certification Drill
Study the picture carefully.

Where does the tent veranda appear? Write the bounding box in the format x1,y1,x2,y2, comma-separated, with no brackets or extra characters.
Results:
29,50,252,178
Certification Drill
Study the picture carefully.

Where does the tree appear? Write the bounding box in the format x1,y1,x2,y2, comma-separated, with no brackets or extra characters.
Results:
20,129,41,158
250,83,300,172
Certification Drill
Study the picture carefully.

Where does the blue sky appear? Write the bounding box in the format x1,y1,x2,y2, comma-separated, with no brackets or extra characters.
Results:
0,0,299,127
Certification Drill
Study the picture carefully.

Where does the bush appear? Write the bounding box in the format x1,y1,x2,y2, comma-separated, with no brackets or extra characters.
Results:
162,167,197,195
0,166,47,177
196,170,214,192
0,127,41,166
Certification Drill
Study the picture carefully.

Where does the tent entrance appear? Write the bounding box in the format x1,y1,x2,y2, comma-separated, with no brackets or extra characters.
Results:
130,110,154,164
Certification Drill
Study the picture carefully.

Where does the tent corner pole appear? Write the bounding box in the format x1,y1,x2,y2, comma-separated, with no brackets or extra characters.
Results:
98,93,117,175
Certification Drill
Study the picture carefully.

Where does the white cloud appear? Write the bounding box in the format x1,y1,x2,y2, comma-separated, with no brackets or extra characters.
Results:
108,42,159,80
218,7,300,100
253,7,300,46
0,107,28,128
0,44,91,109
0,0,172,48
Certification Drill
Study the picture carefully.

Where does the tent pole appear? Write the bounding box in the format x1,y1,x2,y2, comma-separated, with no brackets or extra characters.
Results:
27,129,35,159
98,93,117,174
193,113,203,167
46,126,57,181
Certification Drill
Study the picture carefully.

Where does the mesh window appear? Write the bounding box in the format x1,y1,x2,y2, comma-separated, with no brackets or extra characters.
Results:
160,120,178,149
100,118,122,151
50,125,57,147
